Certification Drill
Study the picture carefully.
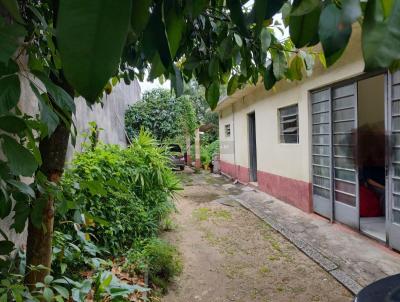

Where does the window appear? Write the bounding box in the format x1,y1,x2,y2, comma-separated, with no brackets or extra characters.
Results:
225,124,231,137
279,104,299,143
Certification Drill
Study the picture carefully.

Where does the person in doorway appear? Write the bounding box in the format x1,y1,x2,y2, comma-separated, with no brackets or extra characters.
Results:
356,125,386,215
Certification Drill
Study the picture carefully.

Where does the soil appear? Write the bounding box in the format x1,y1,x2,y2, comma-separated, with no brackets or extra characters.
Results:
162,170,353,302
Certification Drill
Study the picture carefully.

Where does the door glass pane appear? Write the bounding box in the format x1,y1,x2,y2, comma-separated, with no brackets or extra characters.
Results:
332,96,355,110
393,179,400,194
313,155,330,166
314,186,330,198
392,84,400,100
313,134,330,145
333,108,355,121
313,112,329,124
335,180,356,195
312,101,329,113
334,121,355,133
393,195,400,210
335,191,356,206
393,209,400,224
313,176,330,188
314,165,330,177
334,146,354,157
334,157,355,169
335,169,355,182
393,116,400,131
313,145,329,155
313,124,329,135
334,133,353,145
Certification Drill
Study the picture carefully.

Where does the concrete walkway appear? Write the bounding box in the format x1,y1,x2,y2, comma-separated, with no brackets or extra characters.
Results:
214,176,400,295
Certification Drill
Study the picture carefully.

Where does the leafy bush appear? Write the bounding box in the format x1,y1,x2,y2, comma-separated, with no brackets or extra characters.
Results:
55,131,181,268
200,140,220,166
125,89,197,144
127,238,182,293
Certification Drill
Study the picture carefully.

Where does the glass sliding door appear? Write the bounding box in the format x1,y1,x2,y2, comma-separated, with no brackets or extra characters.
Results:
311,89,333,219
332,83,359,229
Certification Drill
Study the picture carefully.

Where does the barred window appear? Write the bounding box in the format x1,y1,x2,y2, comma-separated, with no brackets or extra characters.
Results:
225,124,231,137
279,104,299,143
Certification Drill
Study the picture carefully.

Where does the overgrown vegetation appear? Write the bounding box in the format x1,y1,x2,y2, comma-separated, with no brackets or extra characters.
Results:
0,131,182,301
125,88,197,145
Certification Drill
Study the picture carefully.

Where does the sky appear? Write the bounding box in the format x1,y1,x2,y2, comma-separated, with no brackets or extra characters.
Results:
140,77,171,93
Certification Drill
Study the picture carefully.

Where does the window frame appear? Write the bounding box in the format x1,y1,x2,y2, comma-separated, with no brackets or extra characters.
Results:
278,104,299,144
224,124,231,138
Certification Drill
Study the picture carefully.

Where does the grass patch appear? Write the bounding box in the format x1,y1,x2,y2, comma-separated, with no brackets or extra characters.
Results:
192,207,232,221
258,265,270,276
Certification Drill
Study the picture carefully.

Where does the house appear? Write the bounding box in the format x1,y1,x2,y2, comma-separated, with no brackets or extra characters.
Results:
215,25,400,251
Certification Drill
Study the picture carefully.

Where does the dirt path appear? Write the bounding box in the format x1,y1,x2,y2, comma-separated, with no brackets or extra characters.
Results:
162,170,353,302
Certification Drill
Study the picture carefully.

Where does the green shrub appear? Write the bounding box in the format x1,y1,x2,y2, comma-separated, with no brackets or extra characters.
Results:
200,139,220,166
55,131,181,266
127,238,182,292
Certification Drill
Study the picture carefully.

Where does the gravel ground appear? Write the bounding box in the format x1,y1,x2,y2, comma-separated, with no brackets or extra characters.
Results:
162,170,353,302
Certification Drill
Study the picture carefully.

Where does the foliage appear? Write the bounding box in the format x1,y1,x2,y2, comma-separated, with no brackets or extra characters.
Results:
184,81,219,144
56,131,180,263
126,238,182,293
200,140,220,166
125,88,197,144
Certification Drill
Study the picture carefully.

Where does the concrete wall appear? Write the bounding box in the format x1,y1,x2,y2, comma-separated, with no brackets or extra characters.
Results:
0,71,141,250
65,80,141,161
218,25,366,212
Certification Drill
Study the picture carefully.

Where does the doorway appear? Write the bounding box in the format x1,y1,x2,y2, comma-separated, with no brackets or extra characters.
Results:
248,112,257,182
358,75,386,242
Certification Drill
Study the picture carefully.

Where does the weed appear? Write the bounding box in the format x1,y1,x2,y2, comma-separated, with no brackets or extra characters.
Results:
127,238,182,293
258,265,270,276
192,208,232,221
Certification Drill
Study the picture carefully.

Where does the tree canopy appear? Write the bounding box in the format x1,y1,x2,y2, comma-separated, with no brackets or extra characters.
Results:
125,88,197,143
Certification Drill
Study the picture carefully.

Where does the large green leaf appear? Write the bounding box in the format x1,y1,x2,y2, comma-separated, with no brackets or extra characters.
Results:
171,64,183,97
0,17,26,63
0,59,18,77
164,2,185,59
30,84,60,136
260,28,271,52
11,194,30,233
362,0,400,71
0,191,11,219
1,135,38,177
227,75,239,95
0,240,14,255
206,81,220,110
263,63,276,90
271,50,287,80
57,0,132,103
0,0,23,23
0,74,20,114
290,0,319,16
319,3,352,67
33,72,75,116
131,0,152,38
0,115,26,133
289,1,321,48
7,180,35,198
142,3,171,69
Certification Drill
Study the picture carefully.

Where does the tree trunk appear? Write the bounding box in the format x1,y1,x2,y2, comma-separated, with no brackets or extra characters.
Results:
24,121,70,286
